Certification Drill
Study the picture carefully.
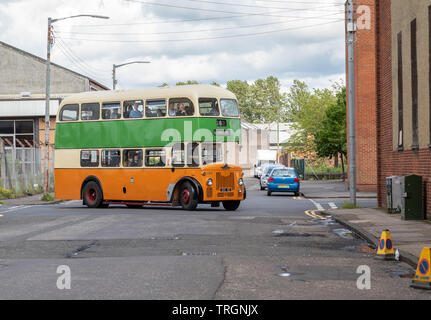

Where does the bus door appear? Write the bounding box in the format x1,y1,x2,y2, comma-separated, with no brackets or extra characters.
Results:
122,149,146,201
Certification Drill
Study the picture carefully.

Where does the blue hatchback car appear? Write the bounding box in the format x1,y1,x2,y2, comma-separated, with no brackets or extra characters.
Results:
267,167,300,196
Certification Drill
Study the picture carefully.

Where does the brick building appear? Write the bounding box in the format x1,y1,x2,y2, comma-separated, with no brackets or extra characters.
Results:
373,0,431,218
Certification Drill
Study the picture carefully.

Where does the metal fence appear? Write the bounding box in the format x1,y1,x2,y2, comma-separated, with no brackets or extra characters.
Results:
0,143,54,195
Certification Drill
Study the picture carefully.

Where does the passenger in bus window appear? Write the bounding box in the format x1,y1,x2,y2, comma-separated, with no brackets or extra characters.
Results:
168,102,176,116
176,103,186,116
124,105,132,118
130,154,140,167
110,109,120,119
129,103,142,118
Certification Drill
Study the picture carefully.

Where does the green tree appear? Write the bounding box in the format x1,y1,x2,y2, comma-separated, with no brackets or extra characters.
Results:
285,80,337,155
176,80,199,85
227,76,287,123
314,86,347,180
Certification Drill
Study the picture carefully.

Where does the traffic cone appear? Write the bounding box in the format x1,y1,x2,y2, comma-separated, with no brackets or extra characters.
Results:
411,247,431,290
375,230,395,260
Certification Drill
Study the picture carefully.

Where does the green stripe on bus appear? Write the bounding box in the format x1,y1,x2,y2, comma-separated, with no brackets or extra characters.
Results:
55,117,241,149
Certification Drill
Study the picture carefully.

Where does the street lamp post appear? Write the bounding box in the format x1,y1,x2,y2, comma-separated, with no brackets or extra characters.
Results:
44,14,109,194
112,61,151,90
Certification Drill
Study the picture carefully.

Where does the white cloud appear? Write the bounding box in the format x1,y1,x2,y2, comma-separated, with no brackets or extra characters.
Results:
0,0,346,91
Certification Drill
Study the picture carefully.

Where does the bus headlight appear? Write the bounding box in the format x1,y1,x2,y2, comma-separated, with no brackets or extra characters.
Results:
238,178,243,186
207,178,213,186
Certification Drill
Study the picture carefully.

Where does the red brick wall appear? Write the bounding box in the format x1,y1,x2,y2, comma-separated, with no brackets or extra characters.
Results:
376,0,431,219
347,0,378,192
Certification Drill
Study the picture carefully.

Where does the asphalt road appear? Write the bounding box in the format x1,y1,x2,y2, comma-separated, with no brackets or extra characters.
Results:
0,178,429,299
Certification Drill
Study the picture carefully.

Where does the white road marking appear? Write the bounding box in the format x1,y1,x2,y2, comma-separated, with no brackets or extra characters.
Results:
328,202,338,209
0,205,32,214
61,200,80,206
308,199,324,211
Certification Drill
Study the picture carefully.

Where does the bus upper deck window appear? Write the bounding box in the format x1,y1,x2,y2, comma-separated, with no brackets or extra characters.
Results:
124,100,143,119
102,102,122,119
60,104,79,121
81,103,100,121
199,98,219,116
146,100,166,118
220,99,239,117
168,98,194,117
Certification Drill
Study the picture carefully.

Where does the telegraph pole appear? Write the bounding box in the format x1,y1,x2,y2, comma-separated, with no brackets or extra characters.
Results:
44,17,53,194
346,0,357,205
44,15,109,194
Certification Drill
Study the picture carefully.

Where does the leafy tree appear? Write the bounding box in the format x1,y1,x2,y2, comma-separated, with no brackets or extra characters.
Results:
227,76,287,123
314,86,347,180
176,80,199,85
285,80,337,155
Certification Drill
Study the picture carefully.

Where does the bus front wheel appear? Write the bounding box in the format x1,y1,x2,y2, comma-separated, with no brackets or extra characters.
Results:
179,182,198,211
222,200,241,211
83,181,103,208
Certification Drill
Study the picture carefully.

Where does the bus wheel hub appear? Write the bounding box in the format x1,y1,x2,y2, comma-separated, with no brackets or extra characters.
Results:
181,189,190,204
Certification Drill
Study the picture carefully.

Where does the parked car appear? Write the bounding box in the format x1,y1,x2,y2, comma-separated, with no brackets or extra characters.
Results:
260,164,285,190
267,167,300,196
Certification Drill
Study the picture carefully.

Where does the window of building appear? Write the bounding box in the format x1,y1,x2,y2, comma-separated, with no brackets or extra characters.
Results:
81,103,100,121
101,150,121,167
123,149,143,167
397,31,404,150
123,100,144,119
146,100,166,118
80,150,99,167
411,19,419,149
145,149,166,167
60,104,79,121
172,143,185,167
0,120,35,148
429,6,431,146
199,98,219,116
167,98,194,117
102,102,121,120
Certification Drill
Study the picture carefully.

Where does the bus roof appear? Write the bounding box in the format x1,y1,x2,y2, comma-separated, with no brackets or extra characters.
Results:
60,84,236,106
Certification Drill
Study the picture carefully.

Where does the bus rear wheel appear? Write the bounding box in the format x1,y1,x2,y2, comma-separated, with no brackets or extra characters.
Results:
179,182,198,211
83,181,103,208
222,200,241,211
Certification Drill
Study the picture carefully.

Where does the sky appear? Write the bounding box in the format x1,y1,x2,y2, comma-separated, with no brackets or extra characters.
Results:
0,0,346,92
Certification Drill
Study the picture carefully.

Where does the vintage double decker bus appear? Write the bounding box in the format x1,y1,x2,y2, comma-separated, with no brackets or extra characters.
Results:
54,85,245,211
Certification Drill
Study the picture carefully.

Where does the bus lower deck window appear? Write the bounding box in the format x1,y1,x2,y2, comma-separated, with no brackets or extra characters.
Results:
123,149,143,167
101,150,121,167
145,149,166,167
81,150,99,167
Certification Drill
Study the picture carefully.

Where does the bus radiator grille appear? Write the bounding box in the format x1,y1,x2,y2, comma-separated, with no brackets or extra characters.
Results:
216,172,235,191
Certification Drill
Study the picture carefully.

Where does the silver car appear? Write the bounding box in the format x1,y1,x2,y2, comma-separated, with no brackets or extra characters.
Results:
260,164,285,190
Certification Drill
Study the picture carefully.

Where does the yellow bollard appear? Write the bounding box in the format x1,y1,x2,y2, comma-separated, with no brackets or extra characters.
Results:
375,229,395,260
410,247,431,290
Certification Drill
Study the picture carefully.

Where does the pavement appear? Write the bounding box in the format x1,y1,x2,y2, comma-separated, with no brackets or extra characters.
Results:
0,193,62,206
325,207,431,268
300,179,377,199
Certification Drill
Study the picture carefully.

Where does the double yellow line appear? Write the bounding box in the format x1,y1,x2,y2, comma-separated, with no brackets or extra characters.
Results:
304,210,325,220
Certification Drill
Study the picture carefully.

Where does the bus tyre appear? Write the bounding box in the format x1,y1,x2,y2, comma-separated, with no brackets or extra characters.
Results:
222,200,241,211
267,190,272,196
83,181,103,208
179,182,198,211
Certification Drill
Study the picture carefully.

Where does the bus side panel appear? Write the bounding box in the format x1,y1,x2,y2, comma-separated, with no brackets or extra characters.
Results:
55,169,84,200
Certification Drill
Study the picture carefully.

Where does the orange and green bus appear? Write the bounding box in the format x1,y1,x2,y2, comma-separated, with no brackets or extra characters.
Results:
54,85,245,211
